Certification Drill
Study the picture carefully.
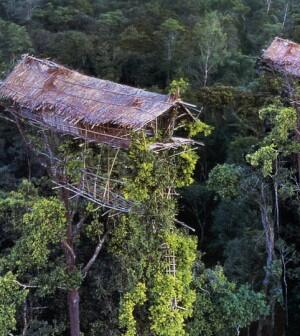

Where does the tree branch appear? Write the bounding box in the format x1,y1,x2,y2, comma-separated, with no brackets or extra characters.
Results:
61,240,76,262
22,299,29,336
73,216,86,238
14,280,39,289
82,232,108,276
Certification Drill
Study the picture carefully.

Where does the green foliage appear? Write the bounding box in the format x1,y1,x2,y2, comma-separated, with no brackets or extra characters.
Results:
186,120,214,137
0,272,28,336
1,194,67,273
124,133,200,201
21,197,67,266
247,102,298,176
177,150,199,187
1,0,300,334
123,134,159,202
169,78,189,97
161,19,185,34
208,164,243,198
259,103,297,145
0,19,32,75
114,134,200,335
38,264,83,294
190,11,228,85
150,272,188,336
19,319,66,336
150,232,197,336
84,208,104,243
197,86,235,107
119,282,147,336
247,144,278,177
50,31,93,69
188,266,268,336
0,179,38,229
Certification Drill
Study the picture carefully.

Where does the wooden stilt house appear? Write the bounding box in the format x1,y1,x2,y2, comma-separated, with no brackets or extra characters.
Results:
0,55,198,292
261,37,300,184
261,37,300,78
0,55,199,213
0,55,195,149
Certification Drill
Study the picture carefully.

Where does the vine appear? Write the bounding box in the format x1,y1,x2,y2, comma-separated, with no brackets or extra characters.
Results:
112,123,211,335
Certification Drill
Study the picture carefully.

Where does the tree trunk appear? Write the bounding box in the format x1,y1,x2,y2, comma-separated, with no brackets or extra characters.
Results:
257,183,275,336
68,289,80,336
266,0,272,14
259,183,274,289
257,319,264,336
60,186,81,336
296,106,300,182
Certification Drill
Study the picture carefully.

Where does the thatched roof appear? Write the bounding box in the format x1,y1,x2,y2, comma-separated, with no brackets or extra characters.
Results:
0,55,186,130
262,37,300,77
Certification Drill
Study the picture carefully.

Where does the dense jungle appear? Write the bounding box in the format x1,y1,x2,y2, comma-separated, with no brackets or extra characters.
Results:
0,1,300,336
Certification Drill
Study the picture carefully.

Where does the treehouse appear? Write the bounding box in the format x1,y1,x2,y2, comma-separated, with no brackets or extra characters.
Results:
261,37,300,78
0,55,198,214
0,55,195,149
0,55,197,295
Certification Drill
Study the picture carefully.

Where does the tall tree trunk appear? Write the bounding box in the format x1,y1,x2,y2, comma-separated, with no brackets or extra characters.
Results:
257,183,275,336
257,319,264,336
60,187,81,336
68,289,80,336
266,0,272,14
65,229,80,336
297,111,300,183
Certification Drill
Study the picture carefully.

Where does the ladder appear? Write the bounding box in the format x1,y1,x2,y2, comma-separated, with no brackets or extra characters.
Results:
163,244,178,309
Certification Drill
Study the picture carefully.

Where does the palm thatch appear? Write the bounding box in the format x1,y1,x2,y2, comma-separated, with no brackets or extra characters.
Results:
0,55,191,130
262,37,300,78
